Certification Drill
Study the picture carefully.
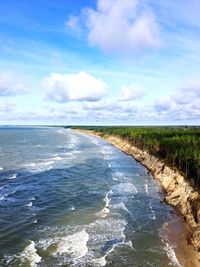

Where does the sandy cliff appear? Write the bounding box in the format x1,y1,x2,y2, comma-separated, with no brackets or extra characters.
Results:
87,131,200,258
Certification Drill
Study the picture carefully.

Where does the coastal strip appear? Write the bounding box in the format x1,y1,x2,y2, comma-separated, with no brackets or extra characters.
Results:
74,129,200,262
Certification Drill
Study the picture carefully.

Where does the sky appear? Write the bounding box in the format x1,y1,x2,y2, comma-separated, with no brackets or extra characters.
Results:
0,0,200,125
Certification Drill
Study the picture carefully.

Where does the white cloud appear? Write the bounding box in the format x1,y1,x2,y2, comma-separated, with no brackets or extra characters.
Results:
152,82,200,122
43,71,107,102
0,73,28,96
65,15,81,34
67,0,161,54
173,84,200,104
119,84,145,101
0,100,15,112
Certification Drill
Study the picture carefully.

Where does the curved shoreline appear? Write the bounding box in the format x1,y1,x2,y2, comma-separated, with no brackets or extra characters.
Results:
74,129,200,264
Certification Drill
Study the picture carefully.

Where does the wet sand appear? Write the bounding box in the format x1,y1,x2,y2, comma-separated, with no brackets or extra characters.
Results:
161,212,200,267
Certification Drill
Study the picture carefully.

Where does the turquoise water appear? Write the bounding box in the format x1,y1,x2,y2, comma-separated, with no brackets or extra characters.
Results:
0,127,182,266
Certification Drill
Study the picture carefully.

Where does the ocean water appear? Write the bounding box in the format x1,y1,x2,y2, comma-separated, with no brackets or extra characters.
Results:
0,127,182,267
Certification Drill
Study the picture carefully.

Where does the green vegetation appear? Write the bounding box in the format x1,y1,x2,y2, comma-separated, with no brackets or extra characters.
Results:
73,126,200,189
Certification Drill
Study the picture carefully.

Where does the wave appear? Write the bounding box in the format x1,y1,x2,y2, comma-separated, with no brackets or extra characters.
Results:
86,218,129,266
0,167,3,171
97,194,111,218
111,171,124,181
69,205,75,211
92,256,107,266
8,173,18,179
97,207,110,218
51,156,63,161
24,161,53,173
163,241,182,267
111,202,131,215
36,216,128,266
26,201,33,207
144,183,149,194
0,190,16,201
108,163,112,168
20,241,41,266
112,182,138,195
2,240,41,267
33,145,42,147
53,229,89,259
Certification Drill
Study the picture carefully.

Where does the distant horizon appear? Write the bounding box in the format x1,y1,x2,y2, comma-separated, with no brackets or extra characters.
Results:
0,124,199,127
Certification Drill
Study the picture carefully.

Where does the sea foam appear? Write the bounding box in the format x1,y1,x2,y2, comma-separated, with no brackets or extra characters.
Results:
112,182,138,194
8,173,18,179
3,241,41,267
163,241,182,267
53,229,89,259
97,194,111,218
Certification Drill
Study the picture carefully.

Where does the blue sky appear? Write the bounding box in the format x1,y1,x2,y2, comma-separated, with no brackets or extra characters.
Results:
0,0,200,125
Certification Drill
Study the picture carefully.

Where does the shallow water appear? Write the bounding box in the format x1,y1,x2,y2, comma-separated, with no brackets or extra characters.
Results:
0,127,182,266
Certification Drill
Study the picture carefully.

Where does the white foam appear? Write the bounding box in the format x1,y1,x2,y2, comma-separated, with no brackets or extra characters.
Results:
144,183,149,194
103,194,110,207
53,229,89,259
33,145,42,147
148,203,156,220
115,171,124,177
163,241,182,267
97,207,110,218
111,202,131,215
0,167,3,171
26,201,33,207
97,194,111,218
57,129,66,135
1,190,16,200
70,205,75,211
25,161,53,173
112,171,124,181
150,213,156,220
92,256,107,266
8,173,18,179
17,241,41,267
37,237,55,251
42,161,54,166
52,156,62,161
87,218,127,257
113,182,138,194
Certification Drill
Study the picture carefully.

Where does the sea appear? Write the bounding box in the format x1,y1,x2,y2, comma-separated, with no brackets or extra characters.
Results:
0,127,183,266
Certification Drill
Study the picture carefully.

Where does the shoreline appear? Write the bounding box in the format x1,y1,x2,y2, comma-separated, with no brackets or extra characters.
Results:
74,129,200,265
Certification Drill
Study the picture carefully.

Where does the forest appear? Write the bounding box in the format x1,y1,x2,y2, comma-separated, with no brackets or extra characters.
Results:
73,126,200,190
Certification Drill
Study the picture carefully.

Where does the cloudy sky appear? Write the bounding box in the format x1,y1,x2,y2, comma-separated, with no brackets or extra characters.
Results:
0,0,200,125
